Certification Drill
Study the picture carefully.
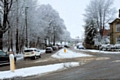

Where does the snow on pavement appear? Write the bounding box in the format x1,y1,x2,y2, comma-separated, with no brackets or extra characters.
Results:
0,62,79,79
52,48,92,59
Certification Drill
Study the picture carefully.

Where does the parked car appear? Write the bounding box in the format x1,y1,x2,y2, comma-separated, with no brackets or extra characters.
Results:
57,45,63,49
45,47,53,53
52,46,58,50
23,48,41,60
78,45,84,49
0,50,16,65
64,45,70,48
77,44,85,49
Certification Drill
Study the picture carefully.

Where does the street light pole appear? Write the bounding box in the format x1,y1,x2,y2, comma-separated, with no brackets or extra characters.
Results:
25,7,29,48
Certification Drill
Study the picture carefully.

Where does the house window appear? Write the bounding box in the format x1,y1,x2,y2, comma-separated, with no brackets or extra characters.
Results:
116,36,120,44
116,24,120,32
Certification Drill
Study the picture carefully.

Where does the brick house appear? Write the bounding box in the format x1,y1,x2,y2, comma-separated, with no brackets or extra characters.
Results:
109,18,120,44
103,29,110,37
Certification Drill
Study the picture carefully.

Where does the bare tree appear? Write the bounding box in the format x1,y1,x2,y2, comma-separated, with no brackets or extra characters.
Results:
0,0,14,50
84,0,116,36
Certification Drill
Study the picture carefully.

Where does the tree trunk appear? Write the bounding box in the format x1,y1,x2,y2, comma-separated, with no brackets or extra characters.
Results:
53,33,55,46
0,32,3,50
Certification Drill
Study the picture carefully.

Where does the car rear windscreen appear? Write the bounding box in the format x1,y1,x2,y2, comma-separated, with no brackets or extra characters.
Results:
24,50,33,52
46,48,51,50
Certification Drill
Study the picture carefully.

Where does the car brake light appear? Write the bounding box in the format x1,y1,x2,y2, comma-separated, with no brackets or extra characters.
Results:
32,52,34,54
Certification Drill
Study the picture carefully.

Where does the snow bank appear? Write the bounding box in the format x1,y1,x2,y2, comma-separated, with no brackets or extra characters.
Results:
0,62,79,79
52,49,92,59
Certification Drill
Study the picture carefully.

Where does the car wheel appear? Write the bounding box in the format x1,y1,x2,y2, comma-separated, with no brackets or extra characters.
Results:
34,55,37,60
24,58,26,60
39,54,41,58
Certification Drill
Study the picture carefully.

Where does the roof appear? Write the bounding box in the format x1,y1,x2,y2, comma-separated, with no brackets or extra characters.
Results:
109,18,120,24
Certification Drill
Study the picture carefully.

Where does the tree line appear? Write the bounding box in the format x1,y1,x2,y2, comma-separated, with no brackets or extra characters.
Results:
0,0,71,53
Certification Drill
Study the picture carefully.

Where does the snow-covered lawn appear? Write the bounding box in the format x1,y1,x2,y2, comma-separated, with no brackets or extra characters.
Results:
52,48,92,58
40,50,46,54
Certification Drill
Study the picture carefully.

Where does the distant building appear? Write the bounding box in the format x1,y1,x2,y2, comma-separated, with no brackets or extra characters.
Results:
103,29,110,37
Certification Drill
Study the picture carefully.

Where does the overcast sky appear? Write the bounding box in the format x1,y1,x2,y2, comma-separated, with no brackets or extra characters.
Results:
37,0,120,39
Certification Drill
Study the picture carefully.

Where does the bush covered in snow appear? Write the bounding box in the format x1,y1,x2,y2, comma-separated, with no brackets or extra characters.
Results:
99,44,120,51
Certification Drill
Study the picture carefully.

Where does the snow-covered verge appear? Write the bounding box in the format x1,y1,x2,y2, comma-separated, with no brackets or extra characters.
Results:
40,50,45,54
74,46,120,54
52,48,92,58
0,62,79,79
15,54,24,61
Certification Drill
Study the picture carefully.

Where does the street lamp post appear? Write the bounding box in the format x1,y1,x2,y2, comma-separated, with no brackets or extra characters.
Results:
25,7,29,48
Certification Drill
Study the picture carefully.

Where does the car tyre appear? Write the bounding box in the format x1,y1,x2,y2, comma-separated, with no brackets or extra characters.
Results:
34,55,37,60
39,54,41,58
24,58,26,60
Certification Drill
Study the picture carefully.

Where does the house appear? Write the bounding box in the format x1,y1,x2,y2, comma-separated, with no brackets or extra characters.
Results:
103,29,110,37
109,18,120,44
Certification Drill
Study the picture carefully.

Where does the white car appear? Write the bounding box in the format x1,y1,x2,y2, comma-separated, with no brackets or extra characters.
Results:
23,48,41,60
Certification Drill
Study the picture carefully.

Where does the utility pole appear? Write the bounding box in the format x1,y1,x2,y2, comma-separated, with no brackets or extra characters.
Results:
25,7,29,48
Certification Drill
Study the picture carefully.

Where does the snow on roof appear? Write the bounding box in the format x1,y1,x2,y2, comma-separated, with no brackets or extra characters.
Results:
109,18,120,24
24,48,37,50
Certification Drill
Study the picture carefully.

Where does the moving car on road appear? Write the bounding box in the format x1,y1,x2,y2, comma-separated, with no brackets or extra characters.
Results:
23,48,41,60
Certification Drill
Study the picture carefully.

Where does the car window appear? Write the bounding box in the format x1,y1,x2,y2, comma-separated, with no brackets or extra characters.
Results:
0,51,6,56
46,48,51,50
24,50,33,52
34,49,37,51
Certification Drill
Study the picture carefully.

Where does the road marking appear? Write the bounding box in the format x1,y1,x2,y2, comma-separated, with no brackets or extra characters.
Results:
112,60,120,63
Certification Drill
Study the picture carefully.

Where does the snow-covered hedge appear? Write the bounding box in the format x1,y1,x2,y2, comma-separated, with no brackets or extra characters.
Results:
100,44,120,51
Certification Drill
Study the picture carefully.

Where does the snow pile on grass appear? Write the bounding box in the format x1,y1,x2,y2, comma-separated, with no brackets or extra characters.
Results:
40,50,45,54
0,62,79,79
14,54,23,61
52,49,92,59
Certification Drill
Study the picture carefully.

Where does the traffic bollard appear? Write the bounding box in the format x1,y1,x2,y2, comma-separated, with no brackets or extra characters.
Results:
9,54,15,72
64,48,66,53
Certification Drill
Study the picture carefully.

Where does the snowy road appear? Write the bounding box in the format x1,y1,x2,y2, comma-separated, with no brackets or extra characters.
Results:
0,48,95,79
1,47,120,79
24,48,120,80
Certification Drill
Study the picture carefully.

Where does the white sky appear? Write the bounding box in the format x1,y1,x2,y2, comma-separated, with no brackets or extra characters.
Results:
37,0,120,39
